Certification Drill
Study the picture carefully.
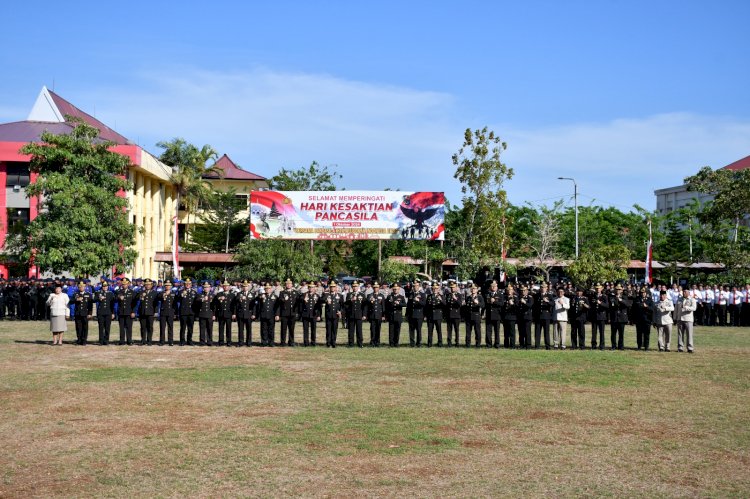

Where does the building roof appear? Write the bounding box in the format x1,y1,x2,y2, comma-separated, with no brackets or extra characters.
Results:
154,252,236,264
25,87,132,145
0,121,77,142
204,154,266,181
721,154,750,171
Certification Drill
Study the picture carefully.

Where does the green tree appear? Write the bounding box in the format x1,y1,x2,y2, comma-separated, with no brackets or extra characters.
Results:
379,259,418,284
684,166,750,278
269,161,340,191
230,239,323,282
452,127,514,252
187,188,247,253
157,138,219,237
19,118,137,275
565,245,630,288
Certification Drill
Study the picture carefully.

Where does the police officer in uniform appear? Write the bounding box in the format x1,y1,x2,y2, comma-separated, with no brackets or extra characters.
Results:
73,281,93,345
445,281,463,347
321,281,344,348
346,280,366,347
386,282,406,347
426,282,445,347
517,285,534,349
137,278,158,345
94,281,115,345
116,278,136,345
195,282,216,346
233,280,255,346
610,284,631,350
178,278,198,345
297,281,320,346
590,284,609,350
502,285,518,348
366,282,386,347
407,281,426,347
277,278,298,346
632,288,653,350
570,287,589,349
484,280,502,348
213,281,235,346
257,282,278,346
158,280,177,346
533,283,554,349
463,283,484,347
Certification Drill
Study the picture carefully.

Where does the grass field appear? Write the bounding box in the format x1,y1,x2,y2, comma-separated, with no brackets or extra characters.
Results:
1,320,748,497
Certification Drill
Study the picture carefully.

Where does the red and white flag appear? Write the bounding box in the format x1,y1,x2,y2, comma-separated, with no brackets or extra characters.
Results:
645,219,653,284
172,215,180,280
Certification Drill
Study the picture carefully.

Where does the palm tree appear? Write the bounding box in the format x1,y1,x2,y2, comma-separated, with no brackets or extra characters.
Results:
157,139,221,243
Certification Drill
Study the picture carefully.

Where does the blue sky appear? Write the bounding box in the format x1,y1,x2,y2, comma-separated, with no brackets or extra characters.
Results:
3,0,749,212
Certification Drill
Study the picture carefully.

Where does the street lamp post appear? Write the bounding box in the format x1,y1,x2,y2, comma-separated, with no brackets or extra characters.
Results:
558,177,578,258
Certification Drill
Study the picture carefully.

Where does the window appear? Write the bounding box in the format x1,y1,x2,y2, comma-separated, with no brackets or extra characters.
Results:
235,194,249,208
7,208,30,235
5,163,30,187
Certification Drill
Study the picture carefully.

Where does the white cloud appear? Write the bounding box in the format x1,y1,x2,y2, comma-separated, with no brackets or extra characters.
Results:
72,67,750,213
90,67,461,195
501,113,750,210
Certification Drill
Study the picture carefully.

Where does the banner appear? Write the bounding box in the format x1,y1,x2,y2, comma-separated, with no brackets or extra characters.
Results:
249,191,445,240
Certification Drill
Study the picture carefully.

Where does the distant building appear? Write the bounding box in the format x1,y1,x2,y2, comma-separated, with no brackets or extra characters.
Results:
176,154,267,241
0,86,266,279
654,155,750,215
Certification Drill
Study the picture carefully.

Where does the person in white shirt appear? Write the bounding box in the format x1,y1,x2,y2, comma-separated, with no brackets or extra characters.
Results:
676,288,697,353
552,287,570,349
653,290,675,352
717,286,729,326
728,286,743,327
703,287,715,326
743,285,750,327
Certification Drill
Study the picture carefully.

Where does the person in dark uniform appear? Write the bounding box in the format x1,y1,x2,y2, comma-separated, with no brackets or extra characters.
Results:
426,282,444,347
194,282,215,346
570,287,589,349
72,281,93,345
632,288,653,350
137,278,158,346
257,282,278,346
297,281,320,346
533,282,554,349
178,278,198,345
94,281,115,345
464,283,484,347
502,285,518,348
116,278,136,345
386,282,406,347
158,280,177,346
610,284,631,350
517,285,534,349
346,280,366,347
407,281,426,347
590,284,609,350
233,280,256,346
213,281,235,346
484,280,502,348
366,282,386,347
321,281,344,348
277,278,298,346
445,281,463,347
